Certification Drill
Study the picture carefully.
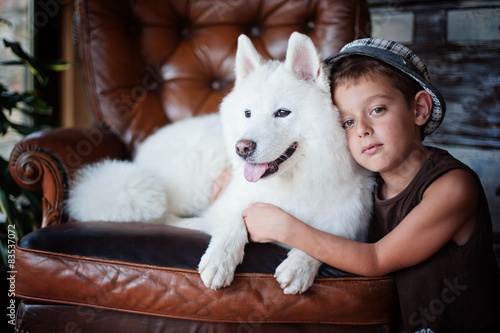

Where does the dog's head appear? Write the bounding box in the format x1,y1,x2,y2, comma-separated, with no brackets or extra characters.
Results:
220,32,339,183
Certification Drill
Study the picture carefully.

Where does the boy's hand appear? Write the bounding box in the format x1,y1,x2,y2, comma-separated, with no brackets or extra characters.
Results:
210,165,232,202
242,203,291,243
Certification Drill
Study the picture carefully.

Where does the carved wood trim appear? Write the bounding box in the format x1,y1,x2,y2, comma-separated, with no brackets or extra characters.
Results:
10,150,66,227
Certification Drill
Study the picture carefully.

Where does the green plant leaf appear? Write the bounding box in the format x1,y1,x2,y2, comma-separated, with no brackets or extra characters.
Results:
0,157,21,197
0,190,13,225
35,59,70,72
0,108,10,135
8,121,39,135
2,39,46,85
0,160,16,225
1,90,53,115
1,90,26,109
0,51,69,71
22,95,53,114
3,39,32,63
3,39,70,86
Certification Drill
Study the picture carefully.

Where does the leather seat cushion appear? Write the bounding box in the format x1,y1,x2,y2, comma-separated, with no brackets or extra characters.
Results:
15,222,396,324
16,301,392,333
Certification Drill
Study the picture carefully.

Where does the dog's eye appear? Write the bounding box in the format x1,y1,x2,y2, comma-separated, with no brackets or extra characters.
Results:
244,110,251,118
274,108,291,118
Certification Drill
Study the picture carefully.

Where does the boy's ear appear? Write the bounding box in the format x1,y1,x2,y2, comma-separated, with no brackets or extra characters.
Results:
414,91,433,126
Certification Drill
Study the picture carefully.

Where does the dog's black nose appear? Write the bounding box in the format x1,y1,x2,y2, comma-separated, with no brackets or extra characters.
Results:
235,140,256,158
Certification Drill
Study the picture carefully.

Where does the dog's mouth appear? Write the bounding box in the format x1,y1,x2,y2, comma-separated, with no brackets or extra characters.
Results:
244,142,298,183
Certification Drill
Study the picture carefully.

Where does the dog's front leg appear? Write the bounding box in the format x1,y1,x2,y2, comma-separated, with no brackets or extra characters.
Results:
198,221,248,290
274,248,322,294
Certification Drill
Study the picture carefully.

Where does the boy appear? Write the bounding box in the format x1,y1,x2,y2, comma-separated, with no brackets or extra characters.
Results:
242,39,500,332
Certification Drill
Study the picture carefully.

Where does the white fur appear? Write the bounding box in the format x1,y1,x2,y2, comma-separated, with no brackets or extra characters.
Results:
68,32,374,294
67,160,168,222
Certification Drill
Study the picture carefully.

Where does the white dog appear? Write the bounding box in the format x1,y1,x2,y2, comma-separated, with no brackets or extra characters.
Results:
68,32,374,294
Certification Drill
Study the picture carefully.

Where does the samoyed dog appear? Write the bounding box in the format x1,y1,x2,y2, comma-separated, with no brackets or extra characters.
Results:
68,32,374,294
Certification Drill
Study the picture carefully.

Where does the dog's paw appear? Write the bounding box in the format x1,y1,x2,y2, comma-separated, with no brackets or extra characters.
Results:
275,259,316,294
198,249,237,290
196,218,248,290
198,231,247,290
274,250,321,294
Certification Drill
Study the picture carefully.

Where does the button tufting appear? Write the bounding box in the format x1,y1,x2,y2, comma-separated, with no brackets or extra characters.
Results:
250,26,261,37
211,79,225,91
306,20,315,31
180,27,191,39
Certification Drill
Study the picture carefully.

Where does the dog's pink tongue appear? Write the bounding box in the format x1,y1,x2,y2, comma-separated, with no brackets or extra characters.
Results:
244,163,267,183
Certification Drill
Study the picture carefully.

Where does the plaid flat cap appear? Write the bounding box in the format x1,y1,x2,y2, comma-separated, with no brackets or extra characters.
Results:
325,38,446,136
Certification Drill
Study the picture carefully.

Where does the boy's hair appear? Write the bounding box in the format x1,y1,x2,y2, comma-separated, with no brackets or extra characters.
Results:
330,55,423,110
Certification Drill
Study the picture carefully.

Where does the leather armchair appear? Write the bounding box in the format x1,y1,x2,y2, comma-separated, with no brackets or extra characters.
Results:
11,0,397,331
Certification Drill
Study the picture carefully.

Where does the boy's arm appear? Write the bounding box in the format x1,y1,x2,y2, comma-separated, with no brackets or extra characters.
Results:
244,204,380,275
373,168,478,274
243,169,479,276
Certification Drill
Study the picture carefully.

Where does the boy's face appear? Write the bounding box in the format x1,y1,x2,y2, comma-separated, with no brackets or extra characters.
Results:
333,75,426,175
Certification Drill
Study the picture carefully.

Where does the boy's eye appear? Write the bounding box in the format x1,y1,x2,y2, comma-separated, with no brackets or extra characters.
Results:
371,107,385,115
274,108,291,118
342,119,355,128
244,109,251,118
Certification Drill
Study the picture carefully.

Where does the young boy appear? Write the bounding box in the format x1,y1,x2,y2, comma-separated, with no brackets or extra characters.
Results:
241,39,500,332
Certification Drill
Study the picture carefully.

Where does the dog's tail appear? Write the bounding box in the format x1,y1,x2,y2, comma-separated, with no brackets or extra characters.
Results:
67,159,168,223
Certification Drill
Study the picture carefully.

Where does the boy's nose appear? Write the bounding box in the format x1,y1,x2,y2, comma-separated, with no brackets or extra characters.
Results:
357,119,373,137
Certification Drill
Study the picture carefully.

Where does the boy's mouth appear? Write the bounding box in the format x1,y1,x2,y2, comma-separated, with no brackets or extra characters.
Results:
362,144,382,155
244,142,298,182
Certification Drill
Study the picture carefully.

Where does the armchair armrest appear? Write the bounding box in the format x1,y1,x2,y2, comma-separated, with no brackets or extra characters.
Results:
9,127,130,227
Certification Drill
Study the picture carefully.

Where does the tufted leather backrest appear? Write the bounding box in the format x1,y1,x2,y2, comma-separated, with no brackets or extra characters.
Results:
75,0,370,153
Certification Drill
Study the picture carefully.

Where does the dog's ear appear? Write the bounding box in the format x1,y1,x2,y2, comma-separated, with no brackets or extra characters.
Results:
235,34,263,85
285,32,322,83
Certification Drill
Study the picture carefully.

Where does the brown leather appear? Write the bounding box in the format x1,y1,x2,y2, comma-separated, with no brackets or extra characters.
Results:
15,243,396,325
16,301,393,333
75,0,371,150
10,0,370,227
15,223,396,330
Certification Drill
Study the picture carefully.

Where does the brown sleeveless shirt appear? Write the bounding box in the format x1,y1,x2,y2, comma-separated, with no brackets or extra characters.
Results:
369,147,500,332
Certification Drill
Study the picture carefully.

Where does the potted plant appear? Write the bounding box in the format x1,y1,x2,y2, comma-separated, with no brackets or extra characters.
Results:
0,17,68,266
